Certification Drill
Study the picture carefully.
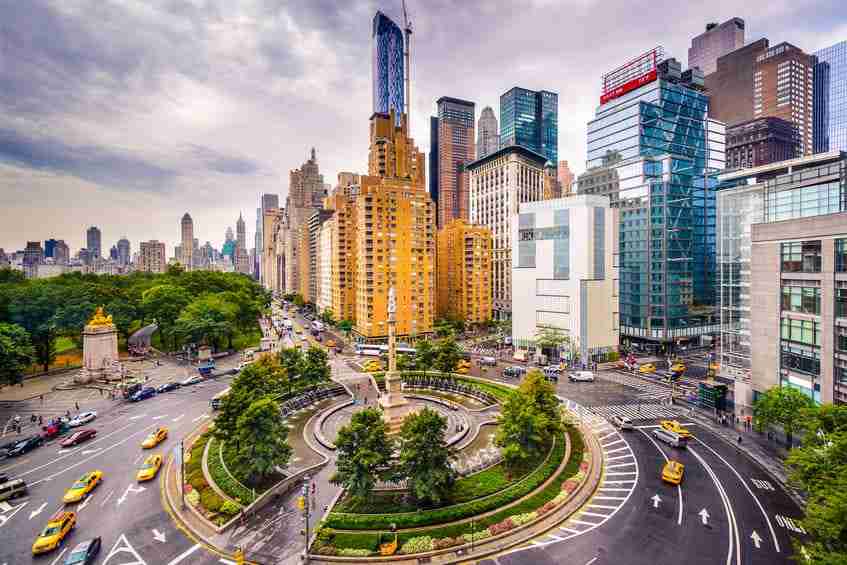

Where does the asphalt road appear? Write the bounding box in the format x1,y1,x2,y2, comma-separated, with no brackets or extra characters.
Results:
0,360,239,565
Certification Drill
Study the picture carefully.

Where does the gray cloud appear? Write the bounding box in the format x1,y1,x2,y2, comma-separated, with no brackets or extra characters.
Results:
185,144,262,176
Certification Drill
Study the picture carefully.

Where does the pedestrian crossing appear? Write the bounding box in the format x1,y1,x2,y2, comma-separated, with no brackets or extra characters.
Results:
600,370,696,396
588,402,684,422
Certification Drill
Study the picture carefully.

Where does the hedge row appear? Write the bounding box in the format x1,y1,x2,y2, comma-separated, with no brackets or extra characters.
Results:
184,431,241,526
206,437,253,505
325,431,565,530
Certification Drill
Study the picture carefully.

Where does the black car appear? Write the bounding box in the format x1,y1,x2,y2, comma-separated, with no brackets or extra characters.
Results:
156,382,181,393
130,387,157,402
0,473,7,484
64,537,101,565
7,435,44,457
0,440,19,459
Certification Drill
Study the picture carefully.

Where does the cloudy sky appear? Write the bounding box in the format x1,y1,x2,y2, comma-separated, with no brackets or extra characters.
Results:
1,0,844,255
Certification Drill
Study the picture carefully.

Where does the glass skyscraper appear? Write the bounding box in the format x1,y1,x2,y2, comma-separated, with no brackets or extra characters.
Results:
500,87,558,165
584,49,724,352
814,40,847,154
372,11,405,126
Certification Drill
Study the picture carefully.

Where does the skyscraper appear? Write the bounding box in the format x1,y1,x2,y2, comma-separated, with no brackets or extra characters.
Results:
53,240,69,265
754,42,815,155
139,240,167,273
429,116,439,205
557,160,575,196
814,40,847,154
372,11,405,126
688,18,745,76
706,39,769,127
477,106,499,159
86,226,102,259
44,238,58,258
586,47,725,352
236,213,246,250
180,213,194,271
235,212,249,274
432,97,475,227
117,237,130,266
500,87,558,165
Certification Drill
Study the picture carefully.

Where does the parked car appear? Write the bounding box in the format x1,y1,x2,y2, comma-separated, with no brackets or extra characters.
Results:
503,365,526,378
156,382,181,393
59,429,97,448
8,435,44,457
130,387,156,402
568,371,595,382
1,439,21,458
610,415,633,431
68,411,97,428
181,375,204,386
63,538,101,565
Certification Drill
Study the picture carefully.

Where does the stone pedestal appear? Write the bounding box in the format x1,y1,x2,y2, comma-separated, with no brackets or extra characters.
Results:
76,317,122,384
379,373,415,434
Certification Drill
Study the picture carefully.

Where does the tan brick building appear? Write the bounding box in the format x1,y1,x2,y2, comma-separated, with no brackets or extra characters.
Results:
436,219,492,324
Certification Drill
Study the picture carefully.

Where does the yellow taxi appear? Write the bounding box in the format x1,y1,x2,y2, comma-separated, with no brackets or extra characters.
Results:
32,510,76,555
660,420,692,438
62,470,103,503
709,361,719,373
455,366,470,375
141,426,168,449
326,339,337,349
363,360,383,372
137,453,163,482
662,460,684,485
670,362,687,374
638,363,656,374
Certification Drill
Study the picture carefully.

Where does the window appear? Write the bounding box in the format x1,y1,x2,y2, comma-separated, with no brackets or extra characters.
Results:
838,288,847,319
780,317,821,346
781,343,820,376
781,285,821,315
781,241,822,273
837,239,847,273
838,327,847,353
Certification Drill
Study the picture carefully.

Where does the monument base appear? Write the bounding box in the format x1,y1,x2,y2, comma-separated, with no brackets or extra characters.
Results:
379,393,417,434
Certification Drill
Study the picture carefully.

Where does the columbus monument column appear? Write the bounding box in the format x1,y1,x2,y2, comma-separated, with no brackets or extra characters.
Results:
379,287,413,433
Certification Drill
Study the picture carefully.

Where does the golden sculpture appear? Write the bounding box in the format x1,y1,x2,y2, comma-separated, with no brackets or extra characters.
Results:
87,306,114,328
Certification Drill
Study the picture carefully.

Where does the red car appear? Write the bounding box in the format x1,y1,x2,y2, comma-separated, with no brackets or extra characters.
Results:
59,429,97,448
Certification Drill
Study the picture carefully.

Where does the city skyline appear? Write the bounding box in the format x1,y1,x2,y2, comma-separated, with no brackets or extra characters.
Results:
1,1,844,253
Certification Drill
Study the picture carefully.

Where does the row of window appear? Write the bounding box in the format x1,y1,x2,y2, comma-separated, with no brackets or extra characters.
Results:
781,239,847,272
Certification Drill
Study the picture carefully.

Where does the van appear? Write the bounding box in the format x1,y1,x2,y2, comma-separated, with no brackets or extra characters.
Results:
0,479,28,502
480,356,497,367
652,428,687,449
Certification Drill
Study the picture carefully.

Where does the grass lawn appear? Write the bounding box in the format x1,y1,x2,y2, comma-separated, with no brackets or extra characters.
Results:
55,336,77,354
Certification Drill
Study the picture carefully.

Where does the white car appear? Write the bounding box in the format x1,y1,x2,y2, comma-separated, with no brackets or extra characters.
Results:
68,411,97,427
181,375,204,386
568,371,595,382
610,415,633,430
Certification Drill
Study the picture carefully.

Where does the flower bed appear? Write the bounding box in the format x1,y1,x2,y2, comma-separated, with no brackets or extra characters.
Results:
325,431,565,531
184,430,241,526
206,437,254,505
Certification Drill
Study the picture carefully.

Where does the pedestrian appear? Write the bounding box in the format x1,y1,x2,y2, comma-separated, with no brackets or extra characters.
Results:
75,401,79,411
66,410,70,419
38,415,43,426
40,394,44,405
737,435,743,450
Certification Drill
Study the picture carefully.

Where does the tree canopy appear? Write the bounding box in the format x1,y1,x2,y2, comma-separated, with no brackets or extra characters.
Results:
331,408,395,503
232,397,293,482
753,385,817,446
398,408,455,506
0,323,35,385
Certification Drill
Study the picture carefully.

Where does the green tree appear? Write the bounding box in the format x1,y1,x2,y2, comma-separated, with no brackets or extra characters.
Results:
321,308,335,325
8,283,62,372
277,347,305,394
433,335,461,373
337,319,353,336
433,319,456,338
293,294,305,308
0,268,26,285
171,294,236,351
414,339,435,370
753,385,817,447
534,327,569,357
331,408,395,503
215,359,285,440
0,323,35,385
105,298,140,342
398,408,455,506
141,284,191,350
232,397,293,483
302,346,330,382
396,354,415,371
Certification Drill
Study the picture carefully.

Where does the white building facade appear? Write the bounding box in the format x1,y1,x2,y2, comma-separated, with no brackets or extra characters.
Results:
468,145,548,320
511,195,619,363
317,217,334,315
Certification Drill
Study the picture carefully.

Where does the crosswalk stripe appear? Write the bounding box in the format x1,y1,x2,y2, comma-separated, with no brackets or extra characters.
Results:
607,462,636,469
560,526,581,534
606,454,634,462
604,446,630,455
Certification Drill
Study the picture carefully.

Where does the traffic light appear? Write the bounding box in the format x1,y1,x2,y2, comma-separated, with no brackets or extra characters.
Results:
297,496,305,511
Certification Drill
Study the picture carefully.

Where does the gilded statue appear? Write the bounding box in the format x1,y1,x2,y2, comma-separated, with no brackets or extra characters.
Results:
87,306,114,328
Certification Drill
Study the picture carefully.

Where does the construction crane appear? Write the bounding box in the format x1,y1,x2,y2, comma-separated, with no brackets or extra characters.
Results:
401,0,413,131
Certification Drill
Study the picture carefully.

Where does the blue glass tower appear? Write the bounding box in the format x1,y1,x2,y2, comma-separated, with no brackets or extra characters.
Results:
814,41,847,154
500,87,558,165
372,11,405,126
585,51,724,352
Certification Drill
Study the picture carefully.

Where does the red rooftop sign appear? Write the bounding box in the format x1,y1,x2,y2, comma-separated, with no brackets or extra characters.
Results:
600,69,657,104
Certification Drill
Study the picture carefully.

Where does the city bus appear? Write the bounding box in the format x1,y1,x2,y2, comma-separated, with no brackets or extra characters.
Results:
354,344,416,357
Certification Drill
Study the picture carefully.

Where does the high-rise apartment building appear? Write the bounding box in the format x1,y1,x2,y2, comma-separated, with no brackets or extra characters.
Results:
372,11,405,126
234,213,250,274
586,47,725,351
86,226,102,259
512,195,619,362
477,106,499,159
323,173,360,324
261,208,283,293
688,18,745,76
116,237,130,266
316,215,335,315
814,40,847,154
706,39,770,127
431,97,475,227
429,116,439,205
180,213,194,271
754,42,815,155
306,210,334,305
716,152,847,409
138,240,167,273
725,117,798,169
557,160,575,196
500,87,558,165
467,145,549,319
436,219,492,324
53,240,69,265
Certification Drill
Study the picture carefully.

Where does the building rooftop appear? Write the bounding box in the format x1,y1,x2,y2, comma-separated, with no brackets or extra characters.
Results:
718,151,845,182
465,144,547,171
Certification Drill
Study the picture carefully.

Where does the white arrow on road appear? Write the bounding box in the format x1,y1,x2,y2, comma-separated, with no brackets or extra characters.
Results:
651,494,661,508
0,502,12,513
81,448,100,455
0,501,27,528
172,414,184,422
78,494,93,511
29,502,47,520
117,484,146,506
699,508,710,526
152,529,166,543
751,530,763,549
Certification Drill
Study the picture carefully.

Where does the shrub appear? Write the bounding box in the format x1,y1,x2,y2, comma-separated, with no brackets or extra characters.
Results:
220,500,241,516
315,546,337,556
562,479,579,493
432,537,461,550
186,490,200,506
207,438,257,503
338,548,373,557
200,488,223,513
400,536,433,554
189,473,208,491
536,500,557,516
488,517,514,536
510,512,537,526
461,530,491,543
332,532,379,551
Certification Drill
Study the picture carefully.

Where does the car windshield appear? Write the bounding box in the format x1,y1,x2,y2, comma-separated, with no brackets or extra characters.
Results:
41,525,61,536
66,548,88,563
142,460,157,469
72,479,88,489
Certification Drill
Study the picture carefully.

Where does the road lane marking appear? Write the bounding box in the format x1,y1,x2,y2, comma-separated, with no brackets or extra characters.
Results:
690,446,740,565
78,494,93,511
173,414,184,422
0,501,27,529
117,483,146,506
606,454,634,462
651,494,661,508
601,439,625,447
14,420,141,479
48,547,68,565
30,423,157,486
103,533,147,565
589,504,619,510
751,530,763,548
606,462,636,469
694,438,781,553
640,429,684,526
129,415,145,420
29,501,47,520
597,432,617,441
100,489,115,507
152,528,166,542
152,415,167,420
166,543,201,565
559,526,581,534
191,415,209,423
604,446,630,455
